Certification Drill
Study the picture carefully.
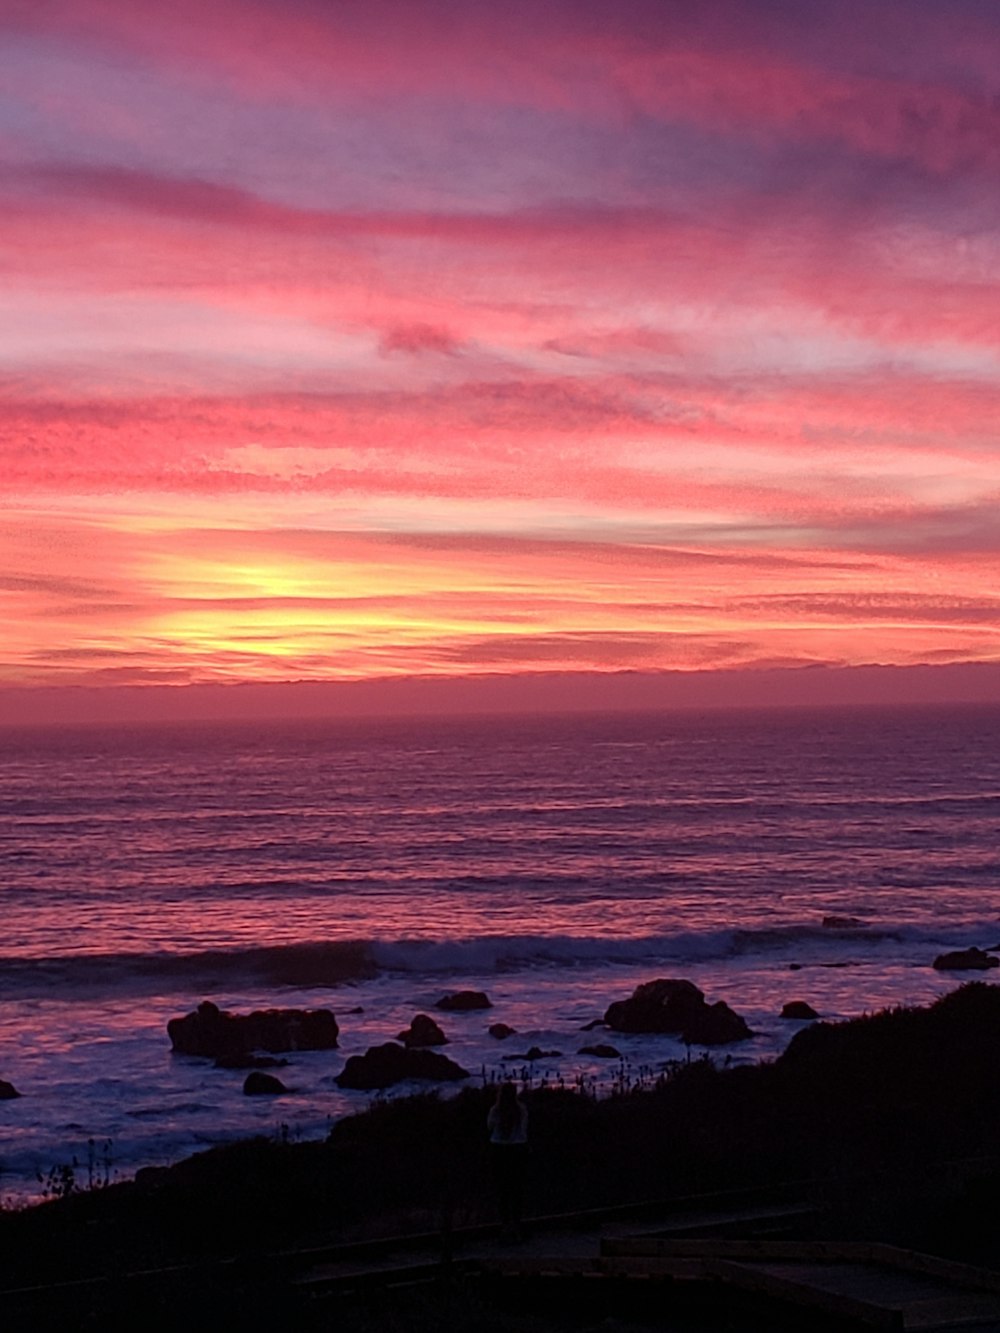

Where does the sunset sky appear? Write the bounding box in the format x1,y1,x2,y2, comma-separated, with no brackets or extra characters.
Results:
3,0,1000,716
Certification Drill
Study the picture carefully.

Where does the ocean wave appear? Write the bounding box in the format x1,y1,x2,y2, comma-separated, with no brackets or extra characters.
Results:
0,940,377,999
3,918,996,1001
370,920,997,974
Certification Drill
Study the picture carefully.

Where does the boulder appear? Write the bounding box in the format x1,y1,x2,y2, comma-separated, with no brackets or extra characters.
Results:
502,1047,561,1062
933,948,999,972
822,916,864,930
335,1042,470,1091
604,979,708,1034
397,1014,448,1047
781,1001,819,1020
168,1000,339,1057
0,1078,20,1100
488,1023,517,1040
682,1001,753,1046
580,1018,606,1031
243,1071,289,1096
435,990,491,1011
604,979,752,1045
578,1044,621,1059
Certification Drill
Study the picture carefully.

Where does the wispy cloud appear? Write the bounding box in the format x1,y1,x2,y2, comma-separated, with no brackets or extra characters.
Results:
2,0,999,696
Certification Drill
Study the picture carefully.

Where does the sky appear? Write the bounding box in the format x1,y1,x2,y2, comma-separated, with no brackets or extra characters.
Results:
2,0,1000,719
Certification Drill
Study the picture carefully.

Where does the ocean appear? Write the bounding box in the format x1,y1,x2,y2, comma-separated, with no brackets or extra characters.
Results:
2,703,999,1202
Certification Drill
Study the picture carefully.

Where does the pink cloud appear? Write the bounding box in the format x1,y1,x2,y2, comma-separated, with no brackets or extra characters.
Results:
379,323,461,356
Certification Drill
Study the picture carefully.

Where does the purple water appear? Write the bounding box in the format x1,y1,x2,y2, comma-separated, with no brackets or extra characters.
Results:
2,704,999,1201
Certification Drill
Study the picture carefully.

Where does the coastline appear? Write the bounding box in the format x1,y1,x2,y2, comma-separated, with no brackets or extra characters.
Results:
3,982,1000,1328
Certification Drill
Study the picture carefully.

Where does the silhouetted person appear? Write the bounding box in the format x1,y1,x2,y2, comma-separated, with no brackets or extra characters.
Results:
487,1081,528,1238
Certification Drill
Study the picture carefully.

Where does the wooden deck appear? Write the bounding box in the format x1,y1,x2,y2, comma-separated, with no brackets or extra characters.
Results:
481,1239,1000,1330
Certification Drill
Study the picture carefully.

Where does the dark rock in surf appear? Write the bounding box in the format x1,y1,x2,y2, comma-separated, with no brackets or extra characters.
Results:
502,1046,561,1062
335,1042,469,1091
682,1001,753,1046
933,948,999,972
579,1044,621,1059
488,1023,517,1040
0,1079,20,1099
580,1018,606,1031
604,979,752,1045
822,916,864,930
781,1001,819,1020
604,979,707,1034
243,1071,289,1096
168,1000,339,1057
214,1054,290,1070
397,1014,448,1047
435,990,491,1012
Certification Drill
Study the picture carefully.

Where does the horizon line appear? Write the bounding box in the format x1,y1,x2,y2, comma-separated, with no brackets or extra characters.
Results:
2,660,998,729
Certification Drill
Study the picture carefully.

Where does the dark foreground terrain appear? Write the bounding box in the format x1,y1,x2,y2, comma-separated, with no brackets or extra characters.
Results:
4,982,1000,1330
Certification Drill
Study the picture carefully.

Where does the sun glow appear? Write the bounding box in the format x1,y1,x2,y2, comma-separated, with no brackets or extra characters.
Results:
3,2,1000,709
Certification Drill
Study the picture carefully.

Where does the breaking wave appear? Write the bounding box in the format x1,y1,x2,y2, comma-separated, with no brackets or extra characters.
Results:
3,917,997,1001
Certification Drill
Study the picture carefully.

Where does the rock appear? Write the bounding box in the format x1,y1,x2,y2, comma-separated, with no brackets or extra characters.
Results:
822,916,864,929
933,948,999,972
168,1000,339,1057
0,1079,20,1099
502,1047,561,1062
243,1071,289,1095
435,990,491,1012
214,1054,290,1070
397,1014,448,1047
604,979,708,1034
580,1018,606,1031
604,979,752,1045
335,1042,470,1091
488,1023,517,1040
781,1001,819,1020
578,1044,621,1058
682,1001,753,1046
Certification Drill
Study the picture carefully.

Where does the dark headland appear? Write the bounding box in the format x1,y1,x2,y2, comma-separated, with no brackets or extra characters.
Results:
4,982,1000,1330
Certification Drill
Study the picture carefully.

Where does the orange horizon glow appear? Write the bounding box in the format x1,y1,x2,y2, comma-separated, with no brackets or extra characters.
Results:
3,1,1000,705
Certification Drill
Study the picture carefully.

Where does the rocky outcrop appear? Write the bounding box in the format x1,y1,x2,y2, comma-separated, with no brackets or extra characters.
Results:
933,948,999,971
168,1000,339,1057
488,1023,516,1040
397,1014,448,1047
578,1044,621,1059
242,1071,289,1095
435,990,491,1011
0,1078,20,1099
781,1001,819,1020
604,979,752,1045
604,979,703,1033
682,1001,753,1045
502,1046,561,1062
335,1042,469,1091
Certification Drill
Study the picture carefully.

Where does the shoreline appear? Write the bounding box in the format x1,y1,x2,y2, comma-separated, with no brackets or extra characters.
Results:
0,945,981,1206
3,981,1000,1325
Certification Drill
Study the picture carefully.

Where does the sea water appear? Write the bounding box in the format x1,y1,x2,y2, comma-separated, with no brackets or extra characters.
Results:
1,703,999,1201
